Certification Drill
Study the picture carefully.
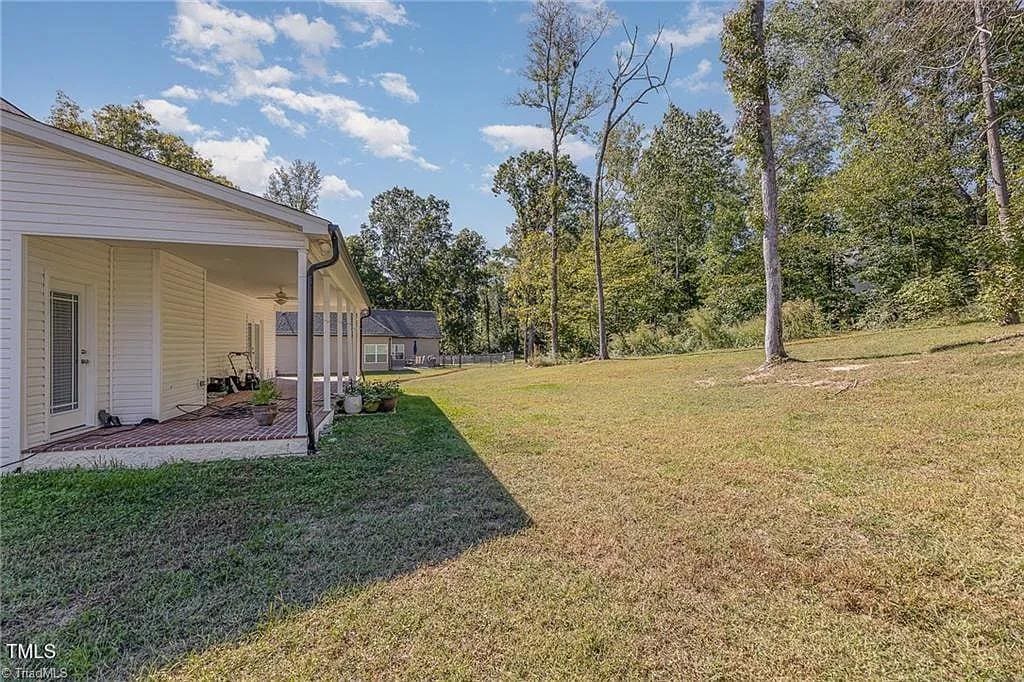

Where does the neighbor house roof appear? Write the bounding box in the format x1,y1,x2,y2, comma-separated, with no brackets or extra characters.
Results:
277,309,441,338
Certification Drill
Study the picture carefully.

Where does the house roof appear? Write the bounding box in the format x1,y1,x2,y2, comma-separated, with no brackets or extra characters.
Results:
0,97,331,236
277,309,441,339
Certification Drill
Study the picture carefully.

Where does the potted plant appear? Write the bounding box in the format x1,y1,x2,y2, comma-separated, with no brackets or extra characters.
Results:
362,381,381,413
378,380,402,413
249,380,281,426
342,381,363,415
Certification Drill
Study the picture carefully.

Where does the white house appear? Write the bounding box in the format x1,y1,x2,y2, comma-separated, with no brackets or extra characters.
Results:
0,99,370,471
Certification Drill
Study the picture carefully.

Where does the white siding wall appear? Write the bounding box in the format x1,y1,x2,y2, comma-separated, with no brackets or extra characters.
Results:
111,248,155,424
22,237,112,448
205,282,277,380
0,132,308,248
0,231,16,459
159,252,206,421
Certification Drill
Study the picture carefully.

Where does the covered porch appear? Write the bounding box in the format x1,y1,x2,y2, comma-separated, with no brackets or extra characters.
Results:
18,379,337,471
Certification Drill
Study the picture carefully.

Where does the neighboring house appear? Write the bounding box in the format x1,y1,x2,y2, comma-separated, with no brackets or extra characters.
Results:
0,99,370,471
276,309,441,373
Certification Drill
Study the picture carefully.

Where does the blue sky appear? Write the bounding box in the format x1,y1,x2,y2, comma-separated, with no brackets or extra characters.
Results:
1,0,736,247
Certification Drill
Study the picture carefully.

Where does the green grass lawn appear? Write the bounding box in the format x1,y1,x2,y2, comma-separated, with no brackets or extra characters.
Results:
2,322,1022,679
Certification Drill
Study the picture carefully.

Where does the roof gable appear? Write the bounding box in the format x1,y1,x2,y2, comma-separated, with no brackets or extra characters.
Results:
276,309,440,338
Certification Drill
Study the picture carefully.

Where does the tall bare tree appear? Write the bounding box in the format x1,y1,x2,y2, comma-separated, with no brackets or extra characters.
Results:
723,0,787,365
517,0,607,359
591,26,672,359
974,0,1013,233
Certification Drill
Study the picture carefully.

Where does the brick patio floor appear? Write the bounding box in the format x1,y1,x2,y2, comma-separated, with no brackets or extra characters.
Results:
24,379,336,453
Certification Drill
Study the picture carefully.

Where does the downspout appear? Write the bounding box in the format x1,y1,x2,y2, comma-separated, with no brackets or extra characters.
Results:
305,224,341,454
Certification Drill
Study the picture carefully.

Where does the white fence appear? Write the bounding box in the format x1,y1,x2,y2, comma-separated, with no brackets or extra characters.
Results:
436,352,516,367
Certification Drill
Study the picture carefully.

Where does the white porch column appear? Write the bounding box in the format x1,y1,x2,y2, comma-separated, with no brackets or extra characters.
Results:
322,276,333,412
354,309,362,379
296,248,308,437
2,232,24,466
335,290,345,390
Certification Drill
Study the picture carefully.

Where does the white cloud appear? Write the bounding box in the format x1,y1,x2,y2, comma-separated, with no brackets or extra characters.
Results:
161,84,202,100
193,135,285,192
242,85,437,169
376,72,418,103
358,26,391,48
233,64,295,90
273,12,339,54
658,2,722,51
260,104,307,136
480,124,595,162
171,0,276,65
142,98,203,135
330,72,351,84
674,58,714,92
322,174,363,199
174,55,222,76
333,0,409,26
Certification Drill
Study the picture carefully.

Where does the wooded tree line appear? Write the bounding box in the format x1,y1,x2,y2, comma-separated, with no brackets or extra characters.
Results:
483,0,1023,363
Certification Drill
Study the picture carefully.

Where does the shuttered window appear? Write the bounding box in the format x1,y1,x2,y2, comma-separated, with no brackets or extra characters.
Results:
50,291,79,414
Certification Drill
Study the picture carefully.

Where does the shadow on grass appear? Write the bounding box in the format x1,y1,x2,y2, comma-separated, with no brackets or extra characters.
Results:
1,396,530,679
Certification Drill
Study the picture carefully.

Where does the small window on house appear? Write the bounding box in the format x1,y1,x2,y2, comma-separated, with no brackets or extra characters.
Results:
391,343,405,360
364,343,388,364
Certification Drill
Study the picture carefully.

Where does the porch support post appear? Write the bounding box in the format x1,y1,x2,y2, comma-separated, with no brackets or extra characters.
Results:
355,308,362,379
335,290,345,391
322,276,333,412
350,310,358,381
296,247,308,437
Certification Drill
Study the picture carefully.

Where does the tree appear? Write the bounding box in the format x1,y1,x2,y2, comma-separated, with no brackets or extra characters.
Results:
47,91,233,187
491,150,591,247
361,187,453,310
264,160,323,213
516,0,608,359
723,0,788,365
435,229,488,353
590,25,672,358
344,235,393,307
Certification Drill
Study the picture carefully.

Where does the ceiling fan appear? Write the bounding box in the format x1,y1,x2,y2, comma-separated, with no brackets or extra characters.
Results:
257,287,297,306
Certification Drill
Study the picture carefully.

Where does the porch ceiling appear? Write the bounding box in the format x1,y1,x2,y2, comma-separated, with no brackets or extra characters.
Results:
103,240,298,300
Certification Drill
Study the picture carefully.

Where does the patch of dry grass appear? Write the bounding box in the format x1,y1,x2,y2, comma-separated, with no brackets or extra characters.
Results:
4,322,1022,679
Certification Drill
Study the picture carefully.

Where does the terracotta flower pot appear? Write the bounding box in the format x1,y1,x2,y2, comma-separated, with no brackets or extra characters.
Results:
378,396,398,413
251,403,278,426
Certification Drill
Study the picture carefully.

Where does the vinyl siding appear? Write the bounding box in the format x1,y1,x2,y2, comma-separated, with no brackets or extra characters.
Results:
205,282,277,380
159,252,206,421
0,131,307,249
0,232,16,458
111,247,156,424
22,236,112,448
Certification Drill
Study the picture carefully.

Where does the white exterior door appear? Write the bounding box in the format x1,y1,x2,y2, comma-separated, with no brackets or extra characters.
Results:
48,281,90,433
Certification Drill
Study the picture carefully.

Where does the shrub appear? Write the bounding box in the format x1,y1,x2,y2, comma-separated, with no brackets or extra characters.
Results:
891,271,969,321
781,299,829,341
249,380,280,406
976,263,1024,324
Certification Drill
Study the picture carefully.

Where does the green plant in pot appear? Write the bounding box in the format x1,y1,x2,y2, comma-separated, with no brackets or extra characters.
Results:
377,380,402,412
361,381,381,413
249,380,281,426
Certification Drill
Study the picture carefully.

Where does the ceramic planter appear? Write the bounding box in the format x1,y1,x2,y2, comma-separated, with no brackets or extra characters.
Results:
343,394,363,414
251,403,278,426
378,396,398,413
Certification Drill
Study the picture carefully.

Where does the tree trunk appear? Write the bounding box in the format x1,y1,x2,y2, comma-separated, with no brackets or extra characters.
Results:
593,147,609,360
549,143,560,359
754,0,787,365
975,0,1012,232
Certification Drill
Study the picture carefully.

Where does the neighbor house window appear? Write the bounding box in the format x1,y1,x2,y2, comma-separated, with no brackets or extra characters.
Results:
364,343,388,364
391,343,405,360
